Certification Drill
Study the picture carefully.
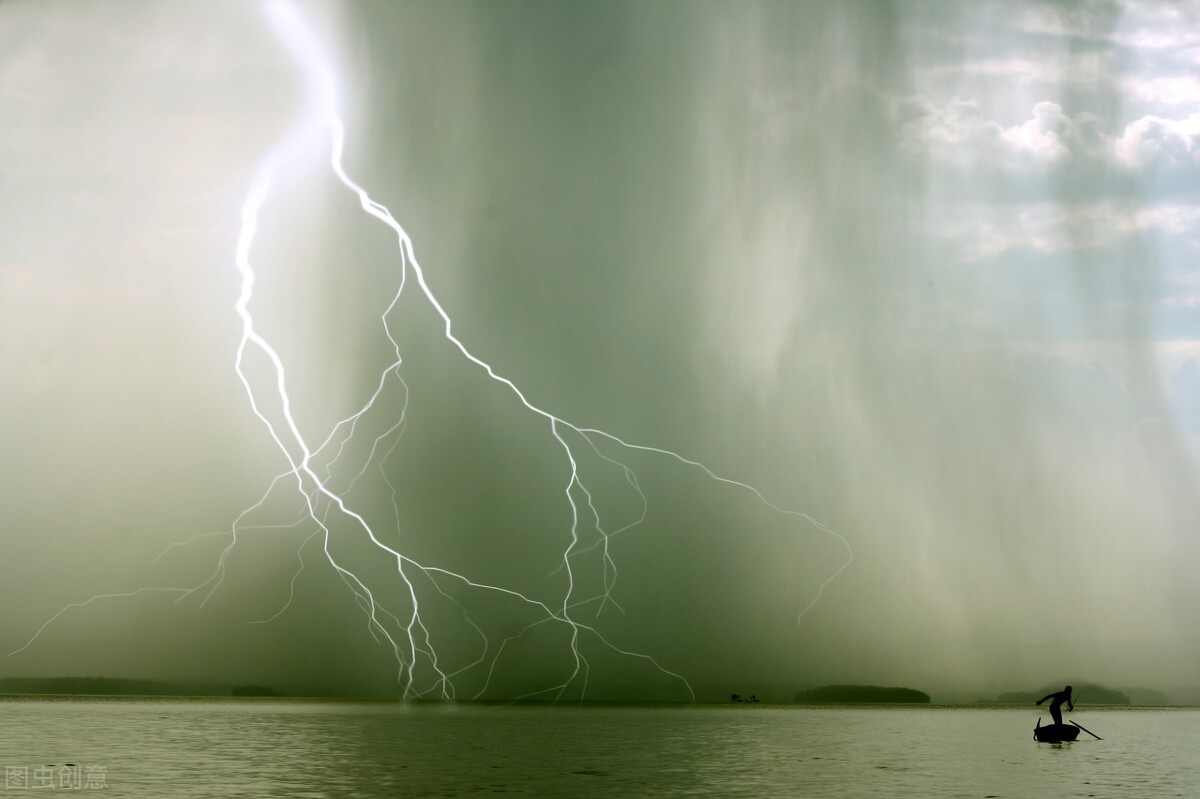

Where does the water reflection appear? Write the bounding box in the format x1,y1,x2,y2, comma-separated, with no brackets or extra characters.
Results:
3,700,1199,797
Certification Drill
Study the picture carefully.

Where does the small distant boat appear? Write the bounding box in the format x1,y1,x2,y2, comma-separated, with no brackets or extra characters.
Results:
1034,719,1081,743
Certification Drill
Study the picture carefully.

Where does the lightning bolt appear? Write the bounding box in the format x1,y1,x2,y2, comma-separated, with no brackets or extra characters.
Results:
11,0,852,701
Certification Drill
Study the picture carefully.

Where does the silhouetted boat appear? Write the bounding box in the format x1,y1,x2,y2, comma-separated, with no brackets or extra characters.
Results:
1034,719,1080,743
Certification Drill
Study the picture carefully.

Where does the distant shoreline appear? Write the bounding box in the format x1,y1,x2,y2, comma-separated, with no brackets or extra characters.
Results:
1,693,1197,708
1,676,1194,706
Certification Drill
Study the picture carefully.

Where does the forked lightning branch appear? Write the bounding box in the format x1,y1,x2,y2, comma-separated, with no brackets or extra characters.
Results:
11,0,852,701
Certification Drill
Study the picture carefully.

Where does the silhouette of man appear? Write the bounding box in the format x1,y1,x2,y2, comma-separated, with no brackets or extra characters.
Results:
1036,685,1074,726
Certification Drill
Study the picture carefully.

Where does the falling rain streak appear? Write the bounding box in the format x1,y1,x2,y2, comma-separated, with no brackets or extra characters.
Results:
4,0,1200,701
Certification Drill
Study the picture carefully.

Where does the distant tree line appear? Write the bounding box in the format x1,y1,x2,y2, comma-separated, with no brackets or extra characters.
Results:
0,677,176,696
231,685,282,697
0,677,284,698
988,683,1134,705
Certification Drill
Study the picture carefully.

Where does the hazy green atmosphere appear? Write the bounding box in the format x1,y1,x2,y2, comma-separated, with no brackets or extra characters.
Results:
3,0,1199,702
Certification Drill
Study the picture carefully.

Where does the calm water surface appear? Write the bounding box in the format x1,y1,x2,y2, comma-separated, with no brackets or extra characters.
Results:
1,699,1196,797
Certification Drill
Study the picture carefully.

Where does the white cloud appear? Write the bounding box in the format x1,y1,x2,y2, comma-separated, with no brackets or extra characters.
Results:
901,96,1200,174
898,97,1107,168
999,101,1075,160
923,51,1117,89
1009,0,1200,51
1111,0,1200,51
897,97,1001,153
1113,113,1200,168
939,202,1200,261
1121,74,1200,110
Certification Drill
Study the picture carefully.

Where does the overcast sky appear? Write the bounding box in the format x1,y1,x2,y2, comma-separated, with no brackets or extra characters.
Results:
2,0,1199,701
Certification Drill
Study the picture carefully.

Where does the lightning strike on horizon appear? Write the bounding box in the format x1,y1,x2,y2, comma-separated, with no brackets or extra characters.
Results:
11,0,852,700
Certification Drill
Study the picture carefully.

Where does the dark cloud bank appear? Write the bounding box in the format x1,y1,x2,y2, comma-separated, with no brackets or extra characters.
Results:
3,0,1199,702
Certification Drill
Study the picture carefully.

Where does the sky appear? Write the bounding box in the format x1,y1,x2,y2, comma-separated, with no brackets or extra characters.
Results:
2,0,1199,702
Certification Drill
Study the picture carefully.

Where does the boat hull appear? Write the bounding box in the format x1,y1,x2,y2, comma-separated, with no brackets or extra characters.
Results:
1034,722,1080,743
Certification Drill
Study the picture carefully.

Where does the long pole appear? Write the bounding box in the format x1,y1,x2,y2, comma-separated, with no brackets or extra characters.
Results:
1070,720,1103,740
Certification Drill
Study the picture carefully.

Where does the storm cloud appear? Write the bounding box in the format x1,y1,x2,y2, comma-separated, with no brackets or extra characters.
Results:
3,0,1199,701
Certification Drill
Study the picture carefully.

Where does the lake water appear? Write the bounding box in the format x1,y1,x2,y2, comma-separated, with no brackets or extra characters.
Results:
1,699,1196,797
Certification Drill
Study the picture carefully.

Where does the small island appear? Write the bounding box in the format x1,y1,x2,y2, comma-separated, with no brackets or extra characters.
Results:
984,682,1138,705
793,684,930,704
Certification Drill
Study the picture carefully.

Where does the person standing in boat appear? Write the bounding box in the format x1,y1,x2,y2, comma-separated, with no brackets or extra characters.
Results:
1036,685,1073,725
